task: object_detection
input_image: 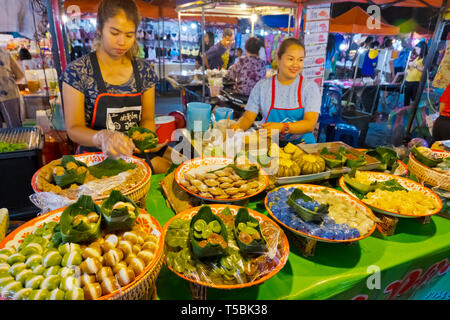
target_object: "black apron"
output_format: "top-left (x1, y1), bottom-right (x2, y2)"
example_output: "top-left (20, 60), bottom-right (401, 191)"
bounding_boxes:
top-left (77, 52), bottom-right (143, 154)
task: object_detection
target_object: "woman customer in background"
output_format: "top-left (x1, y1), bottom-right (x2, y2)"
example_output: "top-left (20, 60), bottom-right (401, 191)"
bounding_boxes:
top-left (226, 37), bottom-right (266, 97)
top-left (404, 41), bottom-right (427, 107)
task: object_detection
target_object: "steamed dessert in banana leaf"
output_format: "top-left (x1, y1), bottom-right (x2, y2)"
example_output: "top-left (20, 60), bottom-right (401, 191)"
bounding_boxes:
top-left (59, 195), bottom-right (102, 244)
top-left (100, 190), bottom-right (139, 232)
top-left (128, 126), bottom-right (158, 153)
top-left (189, 206), bottom-right (228, 259)
top-left (52, 155), bottom-right (88, 188)
top-left (234, 208), bottom-right (267, 255)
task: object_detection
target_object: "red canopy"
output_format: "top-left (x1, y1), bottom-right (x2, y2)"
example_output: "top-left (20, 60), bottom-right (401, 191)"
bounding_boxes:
top-left (328, 6), bottom-right (400, 35)
top-left (63, 0), bottom-right (238, 23)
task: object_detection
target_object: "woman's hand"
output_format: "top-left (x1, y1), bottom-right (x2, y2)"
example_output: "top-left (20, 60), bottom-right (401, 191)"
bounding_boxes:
top-left (261, 122), bottom-right (284, 132)
top-left (139, 140), bottom-right (169, 153)
top-left (93, 130), bottom-right (135, 159)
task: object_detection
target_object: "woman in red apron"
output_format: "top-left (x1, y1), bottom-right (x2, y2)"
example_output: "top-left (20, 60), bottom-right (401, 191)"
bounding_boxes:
top-left (62, 0), bottom-right (171, 173)
top-left (231, 38), bottom-right (321, 147)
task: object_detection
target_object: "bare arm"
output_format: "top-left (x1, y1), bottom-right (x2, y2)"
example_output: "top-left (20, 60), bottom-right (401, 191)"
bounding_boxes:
top-left (231, 110), bottom-right (258, 131)
top-left (62, 82), bottom-right (98, 147)
top-left (140, 86), bottom-right (156, 132)
top-left (287, 112), bottom-right (319, 134)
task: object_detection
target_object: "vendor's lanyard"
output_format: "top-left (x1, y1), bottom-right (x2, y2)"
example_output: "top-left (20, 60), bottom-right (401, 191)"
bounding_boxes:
top-left (89, 52), bottom-right (143, 133)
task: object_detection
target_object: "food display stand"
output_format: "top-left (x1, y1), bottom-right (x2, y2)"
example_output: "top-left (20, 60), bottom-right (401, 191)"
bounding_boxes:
top-left (148, 172), bottom-right (450, 300)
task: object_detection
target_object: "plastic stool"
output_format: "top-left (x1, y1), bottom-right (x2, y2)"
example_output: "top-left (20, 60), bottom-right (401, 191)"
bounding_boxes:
top-left (334, 123), bottom-right (360, 147)
top-left (317, 122), bottom-right (336, 142)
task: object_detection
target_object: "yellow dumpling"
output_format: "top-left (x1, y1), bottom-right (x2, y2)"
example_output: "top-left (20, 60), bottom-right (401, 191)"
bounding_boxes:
top-left (66, 161), bottom-right (78, 171)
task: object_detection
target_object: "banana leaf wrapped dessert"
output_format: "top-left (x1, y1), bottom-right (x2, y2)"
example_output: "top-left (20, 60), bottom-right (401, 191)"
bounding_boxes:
top-left (234, 208), bottom-right (267, 255)
top-left (286, 188), bottom-right (330, 223)
top-left (59, 195), bottom-right (102, 243)
top-left (128, 126), bottom-right (158, 153)
top-left (52, 155), bottom-right (88, 188)
top-left (100, 190), bottom-right (139, 232)
top-left (189, 206), bottom-right (228, 259)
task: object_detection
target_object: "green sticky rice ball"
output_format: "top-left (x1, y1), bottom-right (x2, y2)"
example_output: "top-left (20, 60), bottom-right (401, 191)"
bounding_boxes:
top-left (0, 275), bottom-right (14, 289)
top-left (58, 243), bottom-right (82, 256)
top-left (0, 263), bottom-right (11, 274)
top-left (59, 275), bottom-right (81, 291)
top-left (44, 266), bottom-right (61, 277)
top-left (25, 254), bottom-right (43, 269)
top-left (48, 288), bottom-right (65, 300)
top-left (28, 289), bottom-right (50, 300)
top-left (59, 266), bottom-right (76, 278)
top-left (20, 243), bottom-right (43, 257)
top-left (0, 247), bottom-right (16, 256)
top-left (15, 269), bottom-right (34, 285)
top-left (1, 280), bottom-right (23, 299)
top-left (62, 251), bottom-right (82, 267)
top-left (0, 272), bottom-right (12, 280)
top-left (25, 275), bottom-right (44, 289)
top-left (64, 287), bottom-right (84, 300)
top-left (31, 264), bottom-right (46, 275)
top-left (40, 275), bottom-right (61, 291)
top-left (42, 251), bottom-right (62, 268)
top-left (12, 287), bottom-right (33, 300)
top-left (7, 253), bottom-right (26, 265)
top-left (0, 254), bottom-right (8, 263)
top-left (8, 263), bottom-right (27, 277)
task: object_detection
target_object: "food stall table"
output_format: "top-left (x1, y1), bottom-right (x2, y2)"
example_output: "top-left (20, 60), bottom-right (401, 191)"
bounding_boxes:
top-left (147, 173), bottom-right (450, 300)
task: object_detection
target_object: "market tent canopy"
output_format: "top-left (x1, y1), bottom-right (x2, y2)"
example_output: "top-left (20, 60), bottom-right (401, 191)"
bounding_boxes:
top-left (396, 19), bottom-right (434, 38)
top-left (176, 0), bottom-right (296, 18)
top-left (328, 6), bottom-right (400, 35)
top-left (63, 0), bottom-right (177, 18)
top-left (63, 0), bottom-right (237, 23)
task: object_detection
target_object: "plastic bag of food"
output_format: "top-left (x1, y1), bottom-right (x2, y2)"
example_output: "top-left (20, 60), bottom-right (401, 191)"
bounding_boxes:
top-left (29, 192), bottom-right (76, 216)
top-left (77, 171), bottom-right (130, 199)
top-left (164, 205), bottom-right (285, 286)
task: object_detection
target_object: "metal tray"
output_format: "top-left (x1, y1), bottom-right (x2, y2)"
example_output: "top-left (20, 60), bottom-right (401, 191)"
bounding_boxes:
top-left (298, 141), bottom-right (381, 171)
top-left (275, 142), bottom-right (380, 185)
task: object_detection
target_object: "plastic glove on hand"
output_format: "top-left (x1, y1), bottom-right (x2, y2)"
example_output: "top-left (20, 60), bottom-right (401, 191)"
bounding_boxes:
top-left (93, 130), bottom-right (135, 159)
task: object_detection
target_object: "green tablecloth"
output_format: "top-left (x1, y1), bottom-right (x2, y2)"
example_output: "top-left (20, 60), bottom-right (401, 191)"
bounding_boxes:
top-left (147, 174), bottom-right (450, 300)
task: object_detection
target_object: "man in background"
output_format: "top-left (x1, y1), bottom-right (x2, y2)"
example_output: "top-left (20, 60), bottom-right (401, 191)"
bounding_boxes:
top-left (205, 28), bottom-right (235, 70)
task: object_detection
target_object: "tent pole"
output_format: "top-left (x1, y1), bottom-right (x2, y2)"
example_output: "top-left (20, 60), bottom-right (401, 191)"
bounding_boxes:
top-left (202, 7), bottom-right (206, 102)
top-left (287, 8), bottom-right (292, 37)
top-left (178, 11), bottom-right (182, 73)
top-left (251, 10), bottom-right (255, 37)
top-left (404, 5), bottom-right (447, 143)
top-left (45, 0), bottom-right (62, 85)
top-left (294, 2), bottom-right (303, 39)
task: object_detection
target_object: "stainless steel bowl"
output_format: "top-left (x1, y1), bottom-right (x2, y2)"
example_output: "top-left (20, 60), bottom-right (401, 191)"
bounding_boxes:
top-left (170, 74), bottom-right (194, 85)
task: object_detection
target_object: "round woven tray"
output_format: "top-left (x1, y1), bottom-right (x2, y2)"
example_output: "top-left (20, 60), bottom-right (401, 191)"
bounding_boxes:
top-left (31, 152), bottom-right (152, 205)
top-left (0, 208), bottom-right (164, 301)
top-left (408, 153), bottom-right (450, 191)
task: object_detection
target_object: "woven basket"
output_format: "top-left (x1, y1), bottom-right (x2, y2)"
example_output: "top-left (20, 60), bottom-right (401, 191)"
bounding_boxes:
top-left (408, 154), bottom-right (450, 191)
top-left (124, 172), bottom-right (152, 207)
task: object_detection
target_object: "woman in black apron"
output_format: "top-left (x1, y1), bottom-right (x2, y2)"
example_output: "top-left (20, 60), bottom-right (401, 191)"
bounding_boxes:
top-left (61, 0), bottom-right (171, 173)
